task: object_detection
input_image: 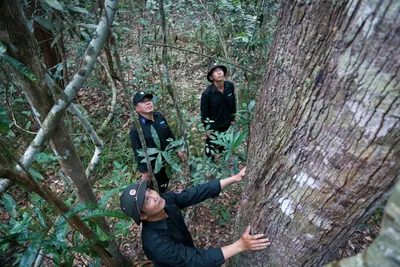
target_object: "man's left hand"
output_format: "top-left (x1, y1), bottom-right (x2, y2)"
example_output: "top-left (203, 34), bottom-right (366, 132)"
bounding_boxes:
top-left (230, 121), bottom-right (236, 126)
top-left (177, 151), bottom-right (185, 162)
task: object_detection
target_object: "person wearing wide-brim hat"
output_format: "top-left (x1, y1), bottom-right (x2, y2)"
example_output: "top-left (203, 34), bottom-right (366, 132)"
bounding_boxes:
top-left (201, 63), bottom-right (237, 160)
top-left (129, 91), bottom-right (185, 193)
top-left (119, 167), bottom-right (270, 266)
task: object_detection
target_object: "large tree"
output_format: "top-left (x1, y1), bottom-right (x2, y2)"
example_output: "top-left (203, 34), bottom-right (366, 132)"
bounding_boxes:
top-left (232, 0), bottom-right (399, 266)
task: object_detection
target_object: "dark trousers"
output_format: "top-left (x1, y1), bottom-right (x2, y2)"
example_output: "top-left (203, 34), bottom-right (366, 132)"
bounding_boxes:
top-left (205, 124), bottom-right (230, 159)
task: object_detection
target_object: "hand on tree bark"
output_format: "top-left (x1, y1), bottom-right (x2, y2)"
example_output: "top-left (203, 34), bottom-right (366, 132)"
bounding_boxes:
top-left (239, 225), bottom-right (270, 251)
top-left (234, 166), bottom-right (246, 182)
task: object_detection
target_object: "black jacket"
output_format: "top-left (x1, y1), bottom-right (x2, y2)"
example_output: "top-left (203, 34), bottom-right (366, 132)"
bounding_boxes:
top-left (129, 112), bottom-right (175, 172)
top-left (142, 180), bottom-right (225, 267)
top-left (200, 81), bottom-right (236, 130)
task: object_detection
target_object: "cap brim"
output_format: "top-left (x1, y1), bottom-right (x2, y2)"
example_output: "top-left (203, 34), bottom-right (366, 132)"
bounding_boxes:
top-left (134, 180), bottom-right (148, 224)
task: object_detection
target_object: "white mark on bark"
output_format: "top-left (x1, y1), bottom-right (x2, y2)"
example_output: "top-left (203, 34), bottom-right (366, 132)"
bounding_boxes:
top-left (305, 233), bottom-right (314, 239)
top-left (308, 214), bottom-right (333, 230)
top-left (278, 197), bottom-right (295, 218)
top-left (293, 172), bottom-right (321, 189)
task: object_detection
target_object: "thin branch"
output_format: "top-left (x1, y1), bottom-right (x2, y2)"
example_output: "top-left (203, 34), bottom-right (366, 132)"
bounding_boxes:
top-left (159, 0), bottom-right (190, 168)
top-left (143, 42), bottom-right (262, 76)
top-left (67, 103), bottom-right (104, 179)
top-left (97, 57), bottom-right (117, 134)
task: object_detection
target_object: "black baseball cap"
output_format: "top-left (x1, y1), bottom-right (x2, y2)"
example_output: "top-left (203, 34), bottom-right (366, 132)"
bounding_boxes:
top-left (133, 91), bottom-right (153, 106)
top-left (207, 63), bottom-right (227, 82)
top-left (120, 180), bottom-right (148, 225)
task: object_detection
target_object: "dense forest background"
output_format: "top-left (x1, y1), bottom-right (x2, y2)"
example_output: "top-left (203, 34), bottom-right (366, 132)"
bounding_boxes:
top-left (0, 0), bottom-right (398, 266)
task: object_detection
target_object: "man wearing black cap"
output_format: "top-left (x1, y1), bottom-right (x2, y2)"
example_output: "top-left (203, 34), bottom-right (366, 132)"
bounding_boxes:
top-left (201, 63), bottom-right (237, 159)
top-left (120, 167), bottom-right (270, 266)
top-left (130, 91), bottom-right (184, 193)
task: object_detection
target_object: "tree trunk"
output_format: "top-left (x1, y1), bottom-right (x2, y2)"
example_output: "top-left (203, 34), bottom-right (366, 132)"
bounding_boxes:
top-left (0, 0), bottom-right (126, 264)
top-left (232, 0), bottom-right (400, 266)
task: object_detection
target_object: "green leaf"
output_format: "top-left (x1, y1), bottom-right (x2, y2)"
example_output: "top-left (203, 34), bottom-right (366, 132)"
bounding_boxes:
top-left (69, 6), bottom-right (89, 14)
top-left (34, 205), bottom-right (47, 228)
top-left (83, 209), bottom-right (129, 220)
top-left (154, 153), bottom-right (163, 174)
top-left (0, 41), bottom-right (7, 54)
top-left (96, 225), bottom-right (109, 241)
top-left (50, 33), bottom-right (62, 48)
top-left (2, 194), bottom-right (16, 218)
top-left (146, 147), bottom-right (160, 156)
top-left (150, 126), bottom-right (161, 150)
top-left (56, 202), bottom-right (97, 227)
top-left (0, 232), bottom-right (42, 246)
top-left (34, 16), bottom-right (55, 31)
top-left (162, 151), bottom-right (181, 173)
top-left (34, 152), bottom-right (57, 164)
top-left (0, 54), bottom-right (38, 82)
top-left (232, 130), bottom-right (248, 150)
top-left (44, 0), bottom-right (66, 11)
top-left (99, 189), bottom-right (118, 208)
top-left (55, 221), bottom-right (69, 242)
top-left (19, 238), bottom-right (41, 267)
top-left (113, 161), bottom-right (122, 169)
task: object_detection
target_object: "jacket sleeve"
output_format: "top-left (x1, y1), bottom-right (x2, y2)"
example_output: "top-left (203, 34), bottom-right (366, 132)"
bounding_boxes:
top-left (200, 91), bottom-right (211, 129)
top-left (168, 180), bottom-right (221, 209)
top-left (129, 128), bottom-right (148, 172)
top-left (148, 235), bottom-right (225, 267)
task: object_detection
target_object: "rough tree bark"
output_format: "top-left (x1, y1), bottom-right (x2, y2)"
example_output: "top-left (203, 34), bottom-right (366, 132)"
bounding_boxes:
top-left (232, 0), bottom-right (399, 266)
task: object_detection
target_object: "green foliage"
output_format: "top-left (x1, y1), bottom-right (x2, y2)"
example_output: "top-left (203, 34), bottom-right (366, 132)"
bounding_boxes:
top-left (0, 42), bottom-right (38, 82)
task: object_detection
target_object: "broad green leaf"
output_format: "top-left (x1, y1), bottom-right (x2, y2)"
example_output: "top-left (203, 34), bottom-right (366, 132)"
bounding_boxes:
top-left (55, 221), bottom-right (69, 242)
top-left (0, 54), bottom-right (38, 82)
top-left (34, 205), bottom-right (47, 228)
top-left (34, 16), bottom-right (55, 31)
top-left (96, 225), bottom-right (109, 241)
top-left (69, 6), bottom-right (89, 14)
top-left (99, 189), bottom-right (118, 208)
top-left (18, 238), bottom-right (41, 267)
top-left (154, 153), bottom-right (163, 174)
top-left (0, 42), bottom-right (6, 54)
top-left (83, 209), bottom-right (129, 220)
top-left (162, 151), bottom-right (181, 173)
top-left (2, 193), bottom-right (16, 218)
top-left (50, 33), bottom-right (62, 48)
top-left (56, 202), bottom-right (97, 227)
top-left (150, 126), bottom-right (161, 150)
top-left (44, 0), bottom-right (65, 11)
top-left (146, 147), bottom-right (160, 156)
top-left (232, 130), bottom-right (248, 150)
top-left (10, 213), bottom-right (32, 234)
top-left (34, 152), bottom-right (57, 164)
top-left (0, 232), bottom-right (42, 246)
top-left (113, 161), bottom-right (122, 169)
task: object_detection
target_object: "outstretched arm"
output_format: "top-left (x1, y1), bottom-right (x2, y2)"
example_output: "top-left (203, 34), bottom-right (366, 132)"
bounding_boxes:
top-left (220, 167), bottom-right (246, 190)
top-left (221, 225), bottom-right (270, 260)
